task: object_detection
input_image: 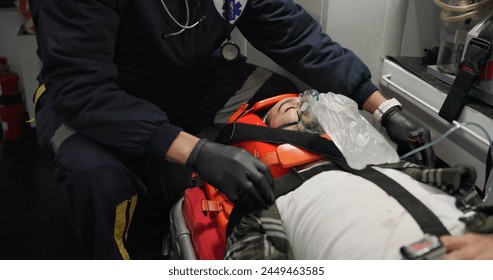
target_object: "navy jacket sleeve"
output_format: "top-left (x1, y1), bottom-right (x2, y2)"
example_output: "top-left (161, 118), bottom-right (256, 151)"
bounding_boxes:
top-left (238, 0), bottom-right (378, 108)
top-left (35, 0), bottom-right (182, 159)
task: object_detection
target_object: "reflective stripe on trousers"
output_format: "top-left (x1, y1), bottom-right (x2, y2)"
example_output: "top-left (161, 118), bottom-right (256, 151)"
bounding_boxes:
top-left (114, 195), bottom-right (138, 260)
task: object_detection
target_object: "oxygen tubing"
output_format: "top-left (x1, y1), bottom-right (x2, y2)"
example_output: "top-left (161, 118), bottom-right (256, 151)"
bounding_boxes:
top-left (440, 9), bottom-right (481, 22)
top-left (400, 122), bottom-right (491, 159)
top-left (400, 122), bottom-right (493, 201)
top-left (433, 0), bottom-right (493, 12)
top-left (433, 0), bottom-right (493, 22)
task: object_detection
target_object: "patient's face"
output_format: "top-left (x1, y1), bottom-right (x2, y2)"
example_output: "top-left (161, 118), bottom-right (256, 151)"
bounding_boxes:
top-left (264, 97), bottom-right (301, 131)
top-left (264, 96), bottom-right (324, 133)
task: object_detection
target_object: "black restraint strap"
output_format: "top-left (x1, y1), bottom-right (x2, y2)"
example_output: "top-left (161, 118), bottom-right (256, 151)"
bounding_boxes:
top-left (353, 167), bottom-right (450, 237)
top-left (273, 163), bottom-right (340, 198)
top-left (216, 123), bottom-right (346, 162)
top-left (439, 17), bottom-right (493, 123)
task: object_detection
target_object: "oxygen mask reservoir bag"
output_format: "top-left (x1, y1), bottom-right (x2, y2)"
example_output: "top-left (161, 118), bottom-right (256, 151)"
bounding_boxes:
top-left (299, 90), bottom-right (400, 170)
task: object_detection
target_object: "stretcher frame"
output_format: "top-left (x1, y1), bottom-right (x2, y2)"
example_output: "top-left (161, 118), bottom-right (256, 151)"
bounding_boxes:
top-left (165, 198), bottom-right (197, 260)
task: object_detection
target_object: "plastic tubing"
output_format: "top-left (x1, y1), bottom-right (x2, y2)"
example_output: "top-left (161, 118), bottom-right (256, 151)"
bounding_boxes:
top-left (434, 0), bottom-right (493, 22)
top-left (440, 9), bottom-right (480, 22)
top-left (433, 0), bottom-right (493, 12)
top-left (400, 122), bottom-right (493, 202)
top-left (400, 122), bottom-right (491, 160)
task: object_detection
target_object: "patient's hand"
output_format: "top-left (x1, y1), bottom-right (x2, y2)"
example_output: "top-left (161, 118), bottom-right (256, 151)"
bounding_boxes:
top-left (440, 233), bottom-right (493, 260)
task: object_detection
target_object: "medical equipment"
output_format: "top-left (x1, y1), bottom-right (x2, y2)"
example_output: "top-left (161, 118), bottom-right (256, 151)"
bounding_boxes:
top-left (436, 9), bottom-right (493, 122)
top-left (434, 0), bottom-right (493, 74)
top-left (160, 0), bottom-right (205, 37)
top-left (462, 10), bottom-right (493, 99)
top-left (436, 0), bottom-right (480, 75)
top-left (221, 0), bottom-right (241, 61)
top-left (309, 90), bottom-right (400, 170)
top-left (271, 89), bottom-right (400, 170)
top-left (431, 1), bottom-right (493, 103)
top-left (160, 0), bottom-right (240, 61)
top-left (273, 89), bottom-right (325, 132)
top-left (400, 234), bottom-right (446, 260)
top-left (402, 121), bottom-right (493, 202)
top-left (297, 89), bottom-right (325, 133)
top-left (434, 0), bottom-right (493, 23)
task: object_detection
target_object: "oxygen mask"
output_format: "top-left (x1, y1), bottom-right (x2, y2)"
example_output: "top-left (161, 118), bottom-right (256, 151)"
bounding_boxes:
top-left (268, 89), bottom-right (400, 169)
top-left (298, 89), bottom-right (325, 133)
top-left (274, 89), bottom-right (325, 133)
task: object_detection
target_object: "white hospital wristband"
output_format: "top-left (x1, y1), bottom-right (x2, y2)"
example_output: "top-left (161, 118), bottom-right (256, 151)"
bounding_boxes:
top-left (373, 98), bottom-right (402, 123)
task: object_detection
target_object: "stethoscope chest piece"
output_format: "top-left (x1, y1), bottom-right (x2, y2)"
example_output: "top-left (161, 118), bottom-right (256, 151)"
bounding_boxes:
top-left (220, 41), bottom-right (240, 61)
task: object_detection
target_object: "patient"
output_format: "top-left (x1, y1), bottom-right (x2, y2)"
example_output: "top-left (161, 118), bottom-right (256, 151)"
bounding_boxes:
top-left (258, 92), bottom-right (492, 260)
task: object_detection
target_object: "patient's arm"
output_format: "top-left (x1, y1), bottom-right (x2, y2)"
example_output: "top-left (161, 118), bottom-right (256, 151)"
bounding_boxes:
top-left (440, 233), bottom-right (493, 260)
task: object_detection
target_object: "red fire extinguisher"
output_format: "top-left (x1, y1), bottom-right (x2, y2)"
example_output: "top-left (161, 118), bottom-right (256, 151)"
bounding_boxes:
top-left (0, 56), bottom-right (24, 141)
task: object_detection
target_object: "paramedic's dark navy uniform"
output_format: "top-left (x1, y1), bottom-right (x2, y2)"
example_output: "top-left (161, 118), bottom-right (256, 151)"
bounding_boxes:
top-left (32, 0), bottom-right (378, 259)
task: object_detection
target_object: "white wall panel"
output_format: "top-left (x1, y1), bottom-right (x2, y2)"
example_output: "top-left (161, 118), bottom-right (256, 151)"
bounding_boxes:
top-left (324, 0), bottom-right (440, 82)
top-left (400, 0), bottom-right (441, 57)
top-left (325, 0), bottom-right (394, 86)
top-left (0, 8), bottom-right (24, 75)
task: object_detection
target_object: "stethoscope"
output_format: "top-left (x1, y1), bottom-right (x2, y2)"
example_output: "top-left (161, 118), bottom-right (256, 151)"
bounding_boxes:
top-left (160, 0), bottom-right (240, 61)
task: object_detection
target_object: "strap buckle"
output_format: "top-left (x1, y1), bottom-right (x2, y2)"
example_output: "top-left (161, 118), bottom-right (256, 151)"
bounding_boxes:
top-left (201, 200), bottom-right (224, 216)
top-left (460, 37), bottom-right (491, 75)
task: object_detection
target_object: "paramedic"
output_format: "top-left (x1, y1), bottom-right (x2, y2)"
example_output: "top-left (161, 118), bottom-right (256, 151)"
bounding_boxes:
top-left (441, 233), bottom-right (493, 260)
top-left (30, 0), bottom-right (435, 259)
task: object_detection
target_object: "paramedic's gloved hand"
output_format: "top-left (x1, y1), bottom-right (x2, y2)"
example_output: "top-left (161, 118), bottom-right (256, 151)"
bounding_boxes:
top-left (186, 139), bottom-right (276, 208)
top-left (382, 107), bottom-right (436, 167)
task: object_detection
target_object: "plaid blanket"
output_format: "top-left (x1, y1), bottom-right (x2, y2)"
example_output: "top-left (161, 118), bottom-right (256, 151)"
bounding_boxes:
top-left (225, 203), bottom-right (294, 260)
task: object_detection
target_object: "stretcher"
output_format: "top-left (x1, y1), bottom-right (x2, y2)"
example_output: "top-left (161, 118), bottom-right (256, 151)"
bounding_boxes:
top-left (166, 197), bottom-right (196, 260)
top-left (163, 92), bottom-right (484, 260)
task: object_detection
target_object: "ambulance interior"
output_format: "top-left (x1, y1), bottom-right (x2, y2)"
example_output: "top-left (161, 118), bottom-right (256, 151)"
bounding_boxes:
top-left (1, 0), bottom-right (493, 259)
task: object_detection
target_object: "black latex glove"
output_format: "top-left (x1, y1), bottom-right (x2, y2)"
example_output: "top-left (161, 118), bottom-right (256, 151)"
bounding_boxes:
top-left (382, 107), bottom-right (436, 167)
top-left (186, 139), bottom-right (275, 208)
